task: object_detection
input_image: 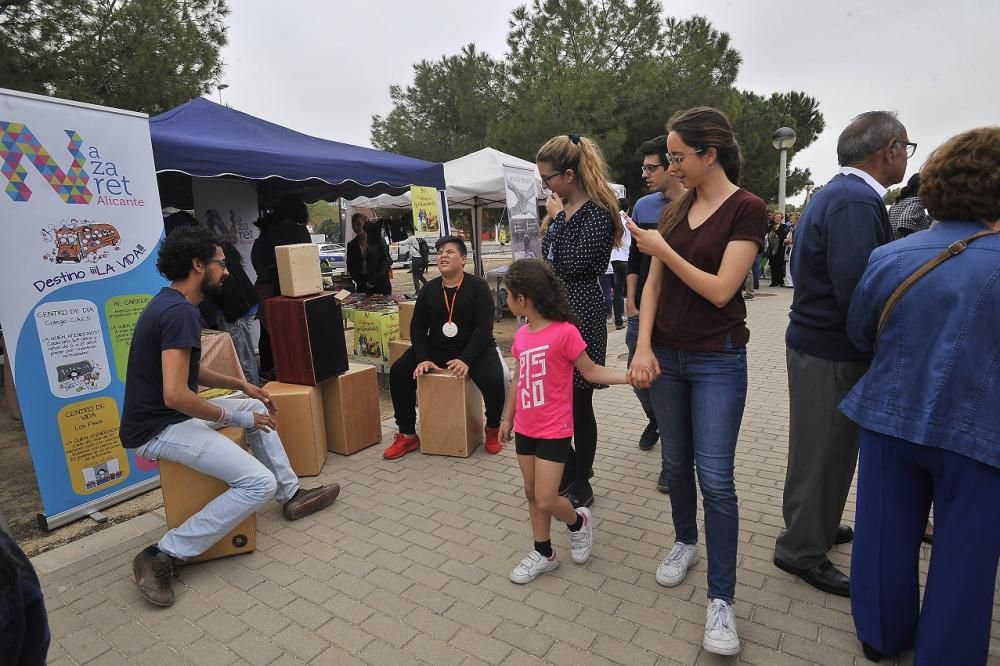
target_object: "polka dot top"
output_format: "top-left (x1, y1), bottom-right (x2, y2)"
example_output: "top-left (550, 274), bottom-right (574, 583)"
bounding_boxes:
top-left (541, 200), bottom-right (616, 390)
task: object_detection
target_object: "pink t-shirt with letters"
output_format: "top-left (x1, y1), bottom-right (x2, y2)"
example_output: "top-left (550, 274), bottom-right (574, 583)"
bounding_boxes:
top-left (511, 321), bottom-right (587, 440)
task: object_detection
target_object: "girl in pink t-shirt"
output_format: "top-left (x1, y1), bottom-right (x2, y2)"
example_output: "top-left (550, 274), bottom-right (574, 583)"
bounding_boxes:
top-left (499, 259), bottom-right (627, 583)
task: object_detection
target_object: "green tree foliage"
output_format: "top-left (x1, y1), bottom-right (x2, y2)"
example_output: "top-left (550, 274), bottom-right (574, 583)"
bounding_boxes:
top-left (308, 200), bottom-right (340, 241)
top-left (0, 0), bottom-right (228, 115)
top-left (371, 0), bottom-right (824, 203)
top-left (371, 44), bottom-right (507, 162)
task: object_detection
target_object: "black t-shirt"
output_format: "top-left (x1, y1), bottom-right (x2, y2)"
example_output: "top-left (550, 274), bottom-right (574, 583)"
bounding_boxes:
top-left (120, 288), bottom-right (202, 449)
top-left (410, 273), bottom-right (496, 365)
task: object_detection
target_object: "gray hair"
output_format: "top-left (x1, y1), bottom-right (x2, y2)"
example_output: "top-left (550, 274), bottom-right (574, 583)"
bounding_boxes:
top-left (837, 111), bottom-right (905, 166)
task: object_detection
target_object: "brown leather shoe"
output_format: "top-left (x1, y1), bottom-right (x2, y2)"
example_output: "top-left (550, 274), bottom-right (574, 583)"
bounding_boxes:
top-left (283, 483), bottom-right (341, 521)
top-left (133, 547), bottom-right (178, 607)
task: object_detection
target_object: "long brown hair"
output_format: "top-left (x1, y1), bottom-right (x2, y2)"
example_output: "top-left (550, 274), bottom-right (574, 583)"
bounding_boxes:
top-left (504, 259), bottom-right (577, 324)
top-left (658, 107), bottom-right (743, 238)
top-left (537, 134), bottom-right (623, 245)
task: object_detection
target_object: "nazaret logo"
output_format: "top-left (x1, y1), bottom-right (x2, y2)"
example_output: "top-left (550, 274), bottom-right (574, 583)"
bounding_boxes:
top-left (0, 122), bottom-right (92, 204)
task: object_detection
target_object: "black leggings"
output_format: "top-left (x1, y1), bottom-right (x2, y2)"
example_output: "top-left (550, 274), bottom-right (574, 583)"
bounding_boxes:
top-left (389, 346), bottom-right (506, 434)
top-left (562, 386), bottom-right (596, 492)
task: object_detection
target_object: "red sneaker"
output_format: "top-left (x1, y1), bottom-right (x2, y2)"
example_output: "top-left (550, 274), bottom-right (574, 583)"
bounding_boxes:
top-left (484, 427), bottom-right (503, 454)
top-left (384, 432), bottom-right (420, 460)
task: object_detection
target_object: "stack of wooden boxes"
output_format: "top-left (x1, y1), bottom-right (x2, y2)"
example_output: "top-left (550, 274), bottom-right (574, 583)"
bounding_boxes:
top-left (263, 244), bottom-right (382, 467)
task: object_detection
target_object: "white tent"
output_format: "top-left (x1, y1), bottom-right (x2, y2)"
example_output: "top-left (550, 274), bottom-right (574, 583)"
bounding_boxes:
top-left (348, 146), bottom-right (625, 275)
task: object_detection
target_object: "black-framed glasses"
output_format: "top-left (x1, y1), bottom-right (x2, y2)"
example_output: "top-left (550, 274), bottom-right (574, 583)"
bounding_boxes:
top-left (205, 258), bottom-right (227, 269)
top-left (640, 164), bottom-right (666, 174)
top-left (540, 171), bottom-right (564, 187)
top-left (665, 149), bottom-right (704, 166)
top-left (894, 140), bottom-right (917, 158)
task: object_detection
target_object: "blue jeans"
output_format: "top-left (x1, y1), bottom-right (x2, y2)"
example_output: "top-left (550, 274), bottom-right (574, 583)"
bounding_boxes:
top-left (226, 314), bottom-right (260, 387)
top-left (648, 343), bottom-right (747, 603)
top-left (137, 397), bottom-right (300, 560)
top-left (751, 255), bottom-right (761, 290)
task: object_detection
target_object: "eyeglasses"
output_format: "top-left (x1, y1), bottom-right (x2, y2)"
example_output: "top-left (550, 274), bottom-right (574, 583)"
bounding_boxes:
top-left (665, 149), bottom-right (704, 166)
top-left (540, 171), bottom-right (564, 187)
top-left (894, 140), bottom-right (917, 158)
top-left (640, 164), bottom-right (666, 174)
top-left (205, 258), bottom-right (227, 269)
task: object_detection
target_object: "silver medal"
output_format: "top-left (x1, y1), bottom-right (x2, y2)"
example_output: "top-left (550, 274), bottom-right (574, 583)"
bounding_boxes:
top-left (442, 322), bottom-right (458, 338)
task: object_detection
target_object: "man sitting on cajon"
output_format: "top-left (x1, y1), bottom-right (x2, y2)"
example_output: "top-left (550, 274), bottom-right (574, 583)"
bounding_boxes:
top-left (384, 235), bottom-right (506, 459)
top-left (121, 226), bottom-right (341, 607)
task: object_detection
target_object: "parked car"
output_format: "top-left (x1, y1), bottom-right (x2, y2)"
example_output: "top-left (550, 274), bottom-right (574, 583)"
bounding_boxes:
top-left (317, 243), bottom-right (346, 273)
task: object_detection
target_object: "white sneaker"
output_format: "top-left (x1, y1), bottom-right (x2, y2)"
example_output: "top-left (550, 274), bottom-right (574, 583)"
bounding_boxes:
top-left (703, 598), bottom-right (741, 655)
top-left (655, 542), bottom-right (699, 587)
top-left (510, 550), bottom-right (559, 584)
top-left (567, 507), bottom-right (593, 564)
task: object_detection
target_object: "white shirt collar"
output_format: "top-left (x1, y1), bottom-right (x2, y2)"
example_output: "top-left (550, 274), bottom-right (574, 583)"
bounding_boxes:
top-left (838, 167), bottom-right (887, 199)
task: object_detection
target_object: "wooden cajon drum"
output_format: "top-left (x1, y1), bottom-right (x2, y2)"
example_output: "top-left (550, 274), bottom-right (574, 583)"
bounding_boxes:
top-left (159, 426), bottom-right (256, 563)
top-left (321, 363), bottom-right (381, 455)
top-left (398, 301), bottom-right (415, 340)
top-left (262, 382), bottom-right (327, 476)
top-left (417, 370), bottom-right (484, 457)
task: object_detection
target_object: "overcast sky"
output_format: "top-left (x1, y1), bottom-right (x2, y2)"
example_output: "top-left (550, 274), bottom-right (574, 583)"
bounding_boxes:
top-left (219, 0), bottom-right (996, 201)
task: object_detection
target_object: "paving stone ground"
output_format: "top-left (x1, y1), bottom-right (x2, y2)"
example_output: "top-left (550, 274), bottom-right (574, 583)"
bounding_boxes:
top-left (35, 286), bottom-right (1000, 665)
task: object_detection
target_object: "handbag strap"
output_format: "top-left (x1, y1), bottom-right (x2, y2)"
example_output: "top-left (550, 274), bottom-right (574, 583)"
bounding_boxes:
top-left (876, 229), bottom-right (998, 341)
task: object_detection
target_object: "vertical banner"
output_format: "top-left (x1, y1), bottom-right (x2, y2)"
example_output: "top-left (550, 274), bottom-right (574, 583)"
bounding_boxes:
top-left (192, 177), bottom-right (260, 282)
top-left (503, 165), bottom-right (541, 260)
top-left (0, 89), bottom-right (166, 529)
top-left (410, 185), bottom-right (442, 236)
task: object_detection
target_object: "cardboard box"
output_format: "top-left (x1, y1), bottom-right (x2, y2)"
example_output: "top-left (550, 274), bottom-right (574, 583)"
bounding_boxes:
top-left (353, 308), bottom-right (400, 363)
top-left (417, 370), bottom-right (484, 457)
top-left (264, 293), bottom-right (349, 385)
top-left (388, 339), bottom-right (411, 365)
top-left (263, 382), bottom-right (327, 476)
top-left (159, 426), bottom-right (256, 563)
top-left (398, 301), bottom-right (415, 341)
top-left (321, 363), bottom-right (381, 455)
top-left (276, 243), bottom-right (322, 297)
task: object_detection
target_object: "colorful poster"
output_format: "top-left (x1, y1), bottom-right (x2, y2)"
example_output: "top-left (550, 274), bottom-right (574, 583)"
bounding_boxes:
top-left (410, 186), bottom-right (442, 236)
top-left (503, 165), bottom-right (541, 260)
top-left (192, 177), bottom-right (260, 282)
top-left (0, 88), bottom-right (166, 529)
top-left (353, 308), bottom-right (399, 362)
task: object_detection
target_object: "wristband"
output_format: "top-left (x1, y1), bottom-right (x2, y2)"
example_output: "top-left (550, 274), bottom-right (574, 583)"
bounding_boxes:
top-left (216, 406), bottom-right (255, 430)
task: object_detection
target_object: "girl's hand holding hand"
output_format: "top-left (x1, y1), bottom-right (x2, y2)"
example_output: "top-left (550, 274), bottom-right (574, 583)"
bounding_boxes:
top-left (627, 348), bottom-right (660, 388)
top-left (498, 419), bottom-right (513, 443)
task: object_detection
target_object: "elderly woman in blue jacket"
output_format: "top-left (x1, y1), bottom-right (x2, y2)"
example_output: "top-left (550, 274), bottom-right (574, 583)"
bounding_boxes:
top-left (839, 127), bottom-right (1000, 666)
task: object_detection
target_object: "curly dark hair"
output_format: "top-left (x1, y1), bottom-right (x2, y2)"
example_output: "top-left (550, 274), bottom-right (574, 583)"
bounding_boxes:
top-left (920, 127), bottom-right (1000, 223)
top-left (503, 259), bottom-right (576, 324)
top-left (156, 225), bottom-right (223, 281)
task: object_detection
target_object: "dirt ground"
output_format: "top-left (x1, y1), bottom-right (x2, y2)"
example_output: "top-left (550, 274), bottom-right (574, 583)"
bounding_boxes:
top-left (1, 255), bottom-right (528, 557)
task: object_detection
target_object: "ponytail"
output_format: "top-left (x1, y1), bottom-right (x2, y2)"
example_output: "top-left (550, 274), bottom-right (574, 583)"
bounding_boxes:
top-left (537, 135), bottom-right (623, 245)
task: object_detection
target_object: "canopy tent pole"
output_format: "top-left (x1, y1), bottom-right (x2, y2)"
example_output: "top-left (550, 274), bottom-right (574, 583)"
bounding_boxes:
top-left (472, 197), bottom-right (485, 277)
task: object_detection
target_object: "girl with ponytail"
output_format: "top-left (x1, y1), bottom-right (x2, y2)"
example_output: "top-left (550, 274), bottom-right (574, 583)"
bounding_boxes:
top-left (536, 134), bottom-right (620, 509)
top-left (625, 107), bottom-right (767, 656)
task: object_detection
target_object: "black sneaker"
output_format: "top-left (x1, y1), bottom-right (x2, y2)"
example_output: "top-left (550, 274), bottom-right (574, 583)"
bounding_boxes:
top-left (638, 422), bottom-right (658, 451)
top-left (567, 484), bottom-right (595, 509)
top-left (656, 473), bottom-right (670, 494)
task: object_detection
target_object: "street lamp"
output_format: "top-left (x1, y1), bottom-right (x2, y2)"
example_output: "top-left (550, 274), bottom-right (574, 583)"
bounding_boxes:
top-left (217, 84), bottom-right (229, 105)
top-left (803, 178), bottom-right (815, 208)
top-left (772, 127), bottom-right (797, 217)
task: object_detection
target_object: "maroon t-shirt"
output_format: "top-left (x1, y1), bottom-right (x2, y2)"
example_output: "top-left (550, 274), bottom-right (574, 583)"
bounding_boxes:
top-left (653, 189), bottom-right (767, 352)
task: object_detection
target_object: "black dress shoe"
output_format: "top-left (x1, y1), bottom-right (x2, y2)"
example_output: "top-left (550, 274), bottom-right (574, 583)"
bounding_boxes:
top-left (835, 524), bottom-right (854, 545)
top-left (861, 641), bottom-right (883, 662)
top-left (638, 422), bottom-right (658, 451)
top-left (773, 557), bottom-right (850, 597)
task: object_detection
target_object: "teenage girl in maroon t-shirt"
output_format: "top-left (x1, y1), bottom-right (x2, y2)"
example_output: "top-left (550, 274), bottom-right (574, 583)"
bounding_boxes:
top-left (626, 107), bottom-right (767, 657)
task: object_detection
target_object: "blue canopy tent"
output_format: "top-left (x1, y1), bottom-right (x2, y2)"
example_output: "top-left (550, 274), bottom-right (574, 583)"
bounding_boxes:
top-left (149, 98), bottom-right (446, 208)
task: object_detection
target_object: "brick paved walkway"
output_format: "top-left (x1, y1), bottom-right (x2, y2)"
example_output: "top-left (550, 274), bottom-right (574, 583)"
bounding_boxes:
top-left (34, 287), bottom-right (1000, 665)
